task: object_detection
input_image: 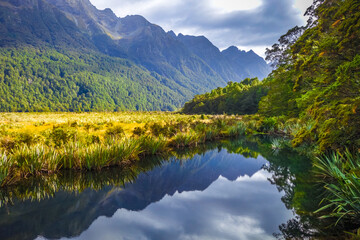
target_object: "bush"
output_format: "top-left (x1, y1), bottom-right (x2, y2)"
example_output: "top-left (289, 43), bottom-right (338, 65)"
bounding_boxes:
top-left (228, 122), bottom-right (246, 137)
top-left (0, 137), bottom-right (17, 152)
top-left (260, 117), bottom-right (278, 132)
top-left (133, 127), bottom-right (146, 136)
top-left (49, 126), bottom-right (74, 147)
top-left (87, 135), bottom-right (100, 144)
top-left (17, 132), bottom-right (39, 146)
top-left (149, 123), bottom-right (164, 136)
top-left (140, 136), bottom-right (168, 155)
top-left (105, 126), bottom-right (125, 140)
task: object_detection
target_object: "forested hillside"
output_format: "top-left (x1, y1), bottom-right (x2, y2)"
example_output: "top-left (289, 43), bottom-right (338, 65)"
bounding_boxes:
top-left (0, 48), bottom-right (184, 111)
top-left (183, 0), bottom-right (360, 151)
top-left (182, 78), bottom-right (267, 115)
top-left (260, 0), bottom-right (360, 151)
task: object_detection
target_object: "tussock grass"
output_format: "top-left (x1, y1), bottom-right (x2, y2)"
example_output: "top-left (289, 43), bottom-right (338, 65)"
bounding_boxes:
top-left (228, 122), bottom-right (246, 137)
top-left (0, 112), bottom-right (248, 186)
top-left (171, 131), bottom-right (201, 148)
top-left (139, 136), bottom-right (168, 155)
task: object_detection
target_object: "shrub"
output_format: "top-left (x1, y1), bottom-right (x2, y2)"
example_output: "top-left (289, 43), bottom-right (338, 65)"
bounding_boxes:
top-left (17, 132), bottom-right (39, 146)
top-left (215, 118), bottom-right (227, 129)
top-left (49, 126), bottom-right (73, 147)
top-left (0, 137), bottom-right (17, 152)
top-left (260, 117), bottom-right (278, 133)
top-left (172, 131), bottom-right (200, 148)
top-left (133, 127), bottom-right (146, 136)
top-left (0, 152), bottom-right (10, 186)
top-left (228, 122), bottom-right (246, 137)
top-left (105, 125), bottom-right (125, 140)
top-left (87, 135), bottom-right (101, 144)
top-left (149, 123), bottom-right (164, 136)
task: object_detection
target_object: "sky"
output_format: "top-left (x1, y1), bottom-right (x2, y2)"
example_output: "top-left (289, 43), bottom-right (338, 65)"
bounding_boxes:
top-left (89, 0), bottom-right (313, 57)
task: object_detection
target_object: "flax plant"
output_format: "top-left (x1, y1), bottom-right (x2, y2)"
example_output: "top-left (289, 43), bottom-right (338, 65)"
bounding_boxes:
top-left (314, 150), bottom-right (360, 224)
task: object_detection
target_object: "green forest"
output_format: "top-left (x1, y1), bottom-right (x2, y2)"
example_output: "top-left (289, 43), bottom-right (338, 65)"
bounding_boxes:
top-left (182, 77), bottom-right (267, 115)
top-left (0, 48), bottom-right (185, 112)
top-left (184, 0), bottom-right (360, 152)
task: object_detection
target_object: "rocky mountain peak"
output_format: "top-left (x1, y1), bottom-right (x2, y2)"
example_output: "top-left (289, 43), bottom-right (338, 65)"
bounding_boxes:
top-left (225, 45), bottom-right (239, 51)
top-left (167, 30), bottom-right (177, 38)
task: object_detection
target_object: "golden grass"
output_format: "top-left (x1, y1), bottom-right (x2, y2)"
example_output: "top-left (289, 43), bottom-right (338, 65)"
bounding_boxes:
top-left (0, 112), bottom-right (201, 136)
top-left (1, 112), bottom-right (247, 187)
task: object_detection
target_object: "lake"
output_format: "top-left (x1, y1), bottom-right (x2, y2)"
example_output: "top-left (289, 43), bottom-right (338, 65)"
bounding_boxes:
top-left (0, 138), bottom-right (326, 240)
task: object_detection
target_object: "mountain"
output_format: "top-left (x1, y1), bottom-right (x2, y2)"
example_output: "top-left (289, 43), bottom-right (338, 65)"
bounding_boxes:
top-left (0, 0), bottom-right (271, 111)
top-left (0, 0), bottom-right (95, 49)
top-left (221, 46), bottom-right (271, 80)
top-left (46, 0), bottom-right (227, 93)
top-left (177, 34), bottom-right (271, 81)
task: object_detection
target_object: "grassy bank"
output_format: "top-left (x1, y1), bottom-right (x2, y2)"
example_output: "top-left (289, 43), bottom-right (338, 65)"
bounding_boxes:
top-left (0, 112), bottom-right (248, 186)
top-left (0, 112), bottom-right (327, 187)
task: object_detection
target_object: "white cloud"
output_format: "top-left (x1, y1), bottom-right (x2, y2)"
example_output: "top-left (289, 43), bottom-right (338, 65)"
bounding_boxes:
top-left (234, 45), bottom-right (269, 58)
top-left (294, 0), bottom-right (314, 21)
top-left (209, 0), bottom-right (262, 13)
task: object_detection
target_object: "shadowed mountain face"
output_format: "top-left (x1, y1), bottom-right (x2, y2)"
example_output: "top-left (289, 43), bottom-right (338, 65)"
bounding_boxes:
top-left (0, 0), bottom-right (271, 111)
top-left (221, 46), bottom-right (271, 80)
top-left (46, 0), bottom-right (227, 93)
top-left (0, 0), bottom-right (95, 48)
top-left (177, 34), bottom-right (271, 81)
top-left (0, 149), bottom-right (269, 240)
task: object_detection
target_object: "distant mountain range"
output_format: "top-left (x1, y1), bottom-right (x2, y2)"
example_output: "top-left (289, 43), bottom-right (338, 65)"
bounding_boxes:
top-left (0, 0), bottom-right (271, 111)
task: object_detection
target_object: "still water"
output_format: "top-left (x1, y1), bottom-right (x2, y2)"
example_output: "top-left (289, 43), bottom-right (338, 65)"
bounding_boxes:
top-left (0, 139), bottom-right (314, 240)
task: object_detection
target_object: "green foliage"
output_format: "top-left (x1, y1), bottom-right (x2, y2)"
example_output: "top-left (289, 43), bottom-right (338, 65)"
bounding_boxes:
top-left (259, 0), bottom-right (360, 151)
top-left (314, 150), bottom-right (360, 225)
top-left (105, 126), bottom-right (125, 140)
top-left (259, 117), bottom-right (278, 133)
top-left (182, 78), bottom-right (267, 114)
top-left (49, 126), bottom-right (74, 147)
top-left (132, 127), bottom-right (146, 137)
top-left (0, 152), bottom-right (9, 186)
top-left (140, 136), bottom-right (168, 155)
top-left (0, 137), bottom-right (16, 152)
top-left (171, 131), bottom-right (200, 148)
top-left (228, 122), bottom-right (246, 137)
top-left (0, 113), bottom-right (250, 186)
top-left (0, 47), bottom-right (183, 111)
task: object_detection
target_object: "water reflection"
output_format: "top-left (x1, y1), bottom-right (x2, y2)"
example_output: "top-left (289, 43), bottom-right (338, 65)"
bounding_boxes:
top-left (0, 138), bottom-right (312, 240)
top-left (60, 169), bottom-right (292, 240)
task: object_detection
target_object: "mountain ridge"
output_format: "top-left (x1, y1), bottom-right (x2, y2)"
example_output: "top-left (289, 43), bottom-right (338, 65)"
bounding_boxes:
top-left (0, 0), bottom-right (271, 111)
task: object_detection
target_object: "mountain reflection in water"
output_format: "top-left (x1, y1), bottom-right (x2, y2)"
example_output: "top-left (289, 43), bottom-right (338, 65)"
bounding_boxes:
top-left (1, 140), bottom-right (297, 240)
top-left (60, 169), bottom-right (292, 240)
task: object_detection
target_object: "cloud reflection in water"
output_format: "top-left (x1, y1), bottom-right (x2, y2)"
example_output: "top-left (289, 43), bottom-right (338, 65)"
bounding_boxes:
top-left (63, 170), bottom-right (293, 240)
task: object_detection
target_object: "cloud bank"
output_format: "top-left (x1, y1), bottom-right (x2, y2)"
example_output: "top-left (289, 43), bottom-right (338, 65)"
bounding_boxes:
top-left (90, 0), bottom-right (313, 56)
